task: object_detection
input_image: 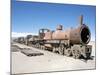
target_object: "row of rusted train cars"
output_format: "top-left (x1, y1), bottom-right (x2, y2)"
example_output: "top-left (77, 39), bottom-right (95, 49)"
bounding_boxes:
top-left (13, 15), bottom-right (92, 59)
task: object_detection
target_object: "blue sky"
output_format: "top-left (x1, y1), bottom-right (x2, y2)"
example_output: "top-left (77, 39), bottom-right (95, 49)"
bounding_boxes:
top-left (12, 0), bottom-right (96, 40)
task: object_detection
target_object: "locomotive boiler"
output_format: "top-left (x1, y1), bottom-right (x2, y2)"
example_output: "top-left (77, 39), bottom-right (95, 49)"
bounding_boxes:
top-left (38, 15), bottom-right (92, 59)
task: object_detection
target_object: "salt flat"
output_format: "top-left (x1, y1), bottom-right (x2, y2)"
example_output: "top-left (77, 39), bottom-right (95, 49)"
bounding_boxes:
top-left (11, 41), bottom-right (96, 74)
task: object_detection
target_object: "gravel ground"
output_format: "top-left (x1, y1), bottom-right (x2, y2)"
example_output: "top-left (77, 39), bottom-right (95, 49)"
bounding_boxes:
top-left (11, 41), bottom-right (96, 74)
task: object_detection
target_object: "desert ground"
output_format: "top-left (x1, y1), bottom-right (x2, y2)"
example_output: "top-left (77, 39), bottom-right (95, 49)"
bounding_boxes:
top-left (11, 41), bottom-right (96, 74)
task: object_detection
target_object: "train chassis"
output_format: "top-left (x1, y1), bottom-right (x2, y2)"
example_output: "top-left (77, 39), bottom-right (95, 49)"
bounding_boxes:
top-left (30, 40), bottom-right (92, 59)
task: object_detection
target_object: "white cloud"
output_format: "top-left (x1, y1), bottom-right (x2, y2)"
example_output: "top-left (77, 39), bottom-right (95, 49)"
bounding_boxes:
top-left (12, 32), bottom-right (37, 37)
top-left (91, 36), bottom-right (95, 41)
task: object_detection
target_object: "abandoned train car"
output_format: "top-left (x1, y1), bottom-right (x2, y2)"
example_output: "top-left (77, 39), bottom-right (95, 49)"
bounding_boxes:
top-left (14, 15), bottom-right (92, 59)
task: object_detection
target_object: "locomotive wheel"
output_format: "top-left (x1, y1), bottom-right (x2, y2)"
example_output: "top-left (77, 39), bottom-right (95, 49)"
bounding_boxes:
top-left (38, 44), bottom-right (40, 48)
top-left (36, 43), bottom-right (40, 48)
top-left (41, 46), bottom-right (44, 50)
top-left (64, 48), bottom-right (72, 57)
top-left (58, 44), bottom-right (64, 55)
top-left (53, 47), bottom-right (56, 53)
top-left (72, 49), bottom-right (81, 59)
top-left (42, 46), bottom-right (45, 50)
top-left (39, 45), bottom-right (42, 49)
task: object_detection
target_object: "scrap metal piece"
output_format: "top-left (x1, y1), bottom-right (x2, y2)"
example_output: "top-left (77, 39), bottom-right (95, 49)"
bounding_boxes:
top-left (21, 48), bottom-right (44, 57)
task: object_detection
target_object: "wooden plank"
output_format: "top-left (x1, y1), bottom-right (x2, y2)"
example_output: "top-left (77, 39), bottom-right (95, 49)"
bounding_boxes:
top-left (21, 48), bottom-right (44, 56)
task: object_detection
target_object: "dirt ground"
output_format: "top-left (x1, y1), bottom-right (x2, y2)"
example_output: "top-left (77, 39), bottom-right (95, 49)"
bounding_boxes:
top-left (11, 41), bottom-right (96, 74)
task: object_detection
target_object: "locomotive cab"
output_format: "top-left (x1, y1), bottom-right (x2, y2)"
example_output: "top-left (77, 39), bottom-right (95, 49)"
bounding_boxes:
top-left (39, 29), bottom-right (50, 40)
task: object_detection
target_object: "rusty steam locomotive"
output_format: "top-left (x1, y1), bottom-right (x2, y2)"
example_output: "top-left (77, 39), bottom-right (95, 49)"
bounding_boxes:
top-left (15, 15), bottom-right (92, 59)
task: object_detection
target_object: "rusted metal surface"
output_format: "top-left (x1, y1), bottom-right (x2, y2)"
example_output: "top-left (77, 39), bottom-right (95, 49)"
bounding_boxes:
top-left (44, 31), bottom-right (52, 40)
top-left (43, 15), bottom-right (91, 45)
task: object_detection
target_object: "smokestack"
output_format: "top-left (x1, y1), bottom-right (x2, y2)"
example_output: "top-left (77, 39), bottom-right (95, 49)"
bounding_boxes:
top-left (79, 15), bottom-right (83, 25)
top-left (56, 25), bottom-right (63, 30)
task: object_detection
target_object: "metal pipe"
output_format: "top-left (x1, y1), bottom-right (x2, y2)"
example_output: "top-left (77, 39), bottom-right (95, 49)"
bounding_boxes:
top-left (79, 15), bottom-right (83, 25)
